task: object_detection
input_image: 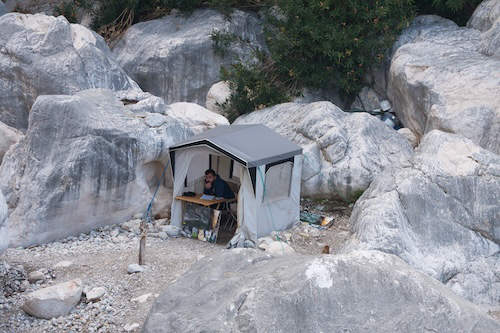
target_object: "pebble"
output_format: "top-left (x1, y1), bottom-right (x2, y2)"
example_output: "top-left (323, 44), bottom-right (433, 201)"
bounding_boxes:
top-left (127, 264), bottom-right (144, 274)
top-left (28, 270), bottom-right (45, 283)
top-left (54, 260), bottom-right (73, 269)
top-left (130, 293), bottom-right (152, 304)
top-left (124, 322), bottom-right (140, 331)
top-left (85, 287), bottom-right (106, 302)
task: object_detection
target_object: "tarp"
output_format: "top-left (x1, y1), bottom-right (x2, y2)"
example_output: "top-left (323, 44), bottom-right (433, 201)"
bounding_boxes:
top-left (170, 124), bottom-right (302, 167)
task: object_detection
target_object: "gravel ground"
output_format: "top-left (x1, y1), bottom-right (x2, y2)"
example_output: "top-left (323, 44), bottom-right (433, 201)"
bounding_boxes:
top-left (0, 200), bottom-right (352, 332)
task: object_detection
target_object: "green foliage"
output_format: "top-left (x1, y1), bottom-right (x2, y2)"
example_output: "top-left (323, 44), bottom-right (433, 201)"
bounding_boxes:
top-left (220, 0), bottom-right (415, 120)
top-left (210, 30), bottom-right (239, 57)
top-left (415, 0), bottom-right (482, 26)
top-left (220, 51), bottom-right (293, 122)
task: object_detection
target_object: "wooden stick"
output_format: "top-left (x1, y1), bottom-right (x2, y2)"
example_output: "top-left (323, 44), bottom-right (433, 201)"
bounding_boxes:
top-left (138, 219), bottom-right (147, 265)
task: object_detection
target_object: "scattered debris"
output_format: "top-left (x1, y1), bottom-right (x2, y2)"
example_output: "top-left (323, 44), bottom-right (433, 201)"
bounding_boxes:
top-left (124, 322), bottom-right (141, 332)
top-left (85, 287), bottom-right (106, 303)
top-left (131, 293), bottom-right (153, 304)
top-left (27, 271), bottom-right (45, 284)
top-left (54, 260), bottom-right (73, 269)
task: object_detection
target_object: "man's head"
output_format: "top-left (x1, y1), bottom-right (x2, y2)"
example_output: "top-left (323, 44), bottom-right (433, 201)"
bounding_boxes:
top-left (204, 169), bottom-right (216, 183)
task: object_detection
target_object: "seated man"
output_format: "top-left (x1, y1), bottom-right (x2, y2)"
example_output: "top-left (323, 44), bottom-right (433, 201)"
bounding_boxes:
top-left (204, 169), bottom-right (235, 199)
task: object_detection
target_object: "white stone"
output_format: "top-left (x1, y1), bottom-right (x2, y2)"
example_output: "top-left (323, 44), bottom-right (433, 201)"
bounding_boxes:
top-left (0, 190), bottom-right (7, 252)
top-left (127, 264), bottom-right (144, 274)
top-left (143, 250), bottom-right (500, 332)
top-left (54, 260), bottom-right (73, 269)
top-left (0, 89), bottom-right (228, 247)
top-left (235, 101), bottom-right (413, 200)
top-left (467, 0), bottom-right (500, 32)
top-left (85, 287), bottom-right (106, 302)
top-left (265, 241), bottom-right (295, 256)
top-left (28, 270), bottom-right (45, 283)
top-left (389, 15), bottom-right (500, 154)
top-left (0, 121), bottom-right (22, 163)
top-left (160, 225), bottom-right (181, 237)
top-left (144, 113), bottom-right (168, 127)
top-left (113, 9), bottom-right (265, 106)
top-left (344, 130), bottom-right (500, 305)
top-left (206, 81), bottom-right (231, 114)
top-left (22, 279), bottom-right (83, 319)
top-left (397, 128), bottom-right (418, 148)
top-left (124, 323), bottom-right (140, 332)
top-left (0, 13), bottom-right (140, 129)
top-left (131, 293), bottom-right (152, 304)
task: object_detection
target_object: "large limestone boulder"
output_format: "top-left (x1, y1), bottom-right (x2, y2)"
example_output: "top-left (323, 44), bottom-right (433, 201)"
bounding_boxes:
top-left (0, 13), bottom-right (140, 129)
top-left (0, 191), bottom-right (7, 253)
top-left (0, 89), bottom-right (228, 247)
top-left (235, 102), bottom-right (413, 200)
top-left (143, 249), bottom-right (500, 333)
top-left (467, 0), bottom-right (500, 32)
top-left (113, 9), bottom-right (265, 106)
top-left (344, 130), bottom-right (500, 305)
top-left (0, 121), bottom-right (22, 163)
top-left (22, 279), bottom-right (83, 319)
top-left (388, 15), bottom-right (500, 154)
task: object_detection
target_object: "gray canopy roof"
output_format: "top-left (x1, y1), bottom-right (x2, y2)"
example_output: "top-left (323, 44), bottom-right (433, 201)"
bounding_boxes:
top-left (169, 124), bottom-right (302, 167)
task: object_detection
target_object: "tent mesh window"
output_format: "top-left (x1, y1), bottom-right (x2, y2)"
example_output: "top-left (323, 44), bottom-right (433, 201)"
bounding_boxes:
top-left (263, 161), bottom-right (293, 203)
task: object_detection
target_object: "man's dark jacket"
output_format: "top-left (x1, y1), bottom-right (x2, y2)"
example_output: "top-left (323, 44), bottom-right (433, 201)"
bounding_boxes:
top-left (204, 175), bottom-right (235, 199)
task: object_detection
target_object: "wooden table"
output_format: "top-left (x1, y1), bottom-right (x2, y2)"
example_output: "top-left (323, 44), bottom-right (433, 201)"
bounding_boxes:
top-left (175, 194), bottom-right (237, 233)
top-left (175, 194), bottom-right (235, 208)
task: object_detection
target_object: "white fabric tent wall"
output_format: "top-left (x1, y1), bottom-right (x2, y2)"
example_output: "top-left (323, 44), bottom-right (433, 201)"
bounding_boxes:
top-left (170, 146), bottom-right (302, 244)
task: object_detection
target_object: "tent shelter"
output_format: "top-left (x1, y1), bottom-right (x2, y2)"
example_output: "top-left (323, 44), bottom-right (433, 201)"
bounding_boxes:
top-left (169, 124), bottom-right (303, 245)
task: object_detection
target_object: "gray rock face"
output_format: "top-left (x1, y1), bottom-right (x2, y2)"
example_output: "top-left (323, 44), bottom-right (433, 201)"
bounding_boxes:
top-left (388, 15), bottom-right (500, 154)
top-left (345, 130), bottom-right (500, 305)
top-left (0, 89), bottom-right (228, 247)
top-left (22, 279), bottom-right (83, 319)
top-left (0, 191), bottom-right (7, 252)
top-left (113, 9), bottom-right (265, 106)
top-left (0, 13), bottom-right (140, 129)
top-left (467, 0), bottom-right (500, 32)
top-left (0, 1), bottom-right (7, 16)
top-left (143, 249), bottom-right (500, 333)
top-left (235, 102), bottom-right (413, 200)
top-left (0, 121), bottom-right (22, 164)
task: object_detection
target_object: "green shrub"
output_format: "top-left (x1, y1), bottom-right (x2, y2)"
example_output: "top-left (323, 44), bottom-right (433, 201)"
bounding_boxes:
top-left (220, 0), bottom-right (415, 120)
top-left (415, 0), bottom-right (483, 26)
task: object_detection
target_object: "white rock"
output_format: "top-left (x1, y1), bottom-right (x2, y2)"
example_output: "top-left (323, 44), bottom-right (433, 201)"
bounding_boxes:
top-left (144, 113), bottom-right (168, 127)
top-left (389, 15), bottom-right (500, 153)
top-left (265, 241), bottom-right (295, 256)
top-left (54, 260), bottom-right (73, 269)
top-left (397, 128), bottom-right (418, 148)
top-left (206, 81), bottom-right (231, 114)
top-left (0, 89), bottom-right (227, 248)
top-left (166, 103), bottom-right (229, 135)
top-left (127, 264), bottom-right (144, 274)
top-left (0, 190), bottom-right (7, 253)
top-left (344, 130), bottom-right (500, 305)
top-left (113, 9), bottom-right (265, 106)
top-left (131, 293), bottom-right (152, 304)
top-left (85, 287), bottom-right (106, 302)
top-left (160, 225), bottom-right (181, 237)
top-left (257, 237), bottom-right (274, 251)
top-left (0, 13), bottom-right (140, 129)
top-left (124, 322), bottom-right (140, 332)
top-left (235, 101), bottom-right (413, 200)
top-left (467, 0), bottom-right (500, 32)
top-left (0, 121), bottom-right (22, 163)
top-left (28, 270), bottom-right (45, 283)
top-left (350, 86), bottom-right (381, 111)
top-left (22, 279), bottom-right (83, 319)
